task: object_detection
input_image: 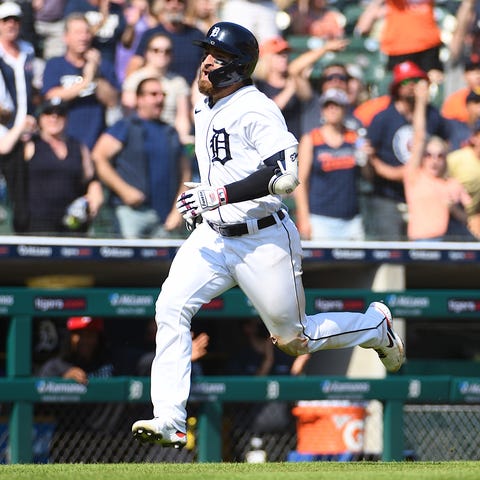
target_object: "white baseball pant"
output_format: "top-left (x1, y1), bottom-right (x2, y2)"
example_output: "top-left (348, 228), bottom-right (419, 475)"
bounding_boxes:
top-left (151, 212), bottom-right (388, 431)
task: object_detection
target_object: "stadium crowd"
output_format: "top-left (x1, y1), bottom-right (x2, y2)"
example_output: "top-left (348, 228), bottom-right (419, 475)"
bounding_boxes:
top-left (0, 0), bottom-right (478, 241)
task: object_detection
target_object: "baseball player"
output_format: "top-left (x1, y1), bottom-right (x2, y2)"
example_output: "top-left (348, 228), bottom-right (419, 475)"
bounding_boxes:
top-left (132, 22), bottom-right (405, 448)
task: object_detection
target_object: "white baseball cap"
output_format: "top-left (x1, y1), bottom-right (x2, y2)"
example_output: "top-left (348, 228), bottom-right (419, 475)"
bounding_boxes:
top-left (0, 2), bottom-right (22, 20)
top-left (319, 88), bottom-right (349, 107)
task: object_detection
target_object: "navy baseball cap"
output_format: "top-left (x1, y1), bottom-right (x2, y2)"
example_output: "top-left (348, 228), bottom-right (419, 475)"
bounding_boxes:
top-left (37, 98), bottom-right (68, 117)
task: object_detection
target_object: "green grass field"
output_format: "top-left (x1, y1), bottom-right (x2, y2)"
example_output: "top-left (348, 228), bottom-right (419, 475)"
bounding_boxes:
top-left (1, 462), bottom-right (479, 480)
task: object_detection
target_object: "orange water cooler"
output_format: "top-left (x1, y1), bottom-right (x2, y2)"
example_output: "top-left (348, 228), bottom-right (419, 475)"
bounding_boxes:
top-left (291, 400), bottom-right (366, 457)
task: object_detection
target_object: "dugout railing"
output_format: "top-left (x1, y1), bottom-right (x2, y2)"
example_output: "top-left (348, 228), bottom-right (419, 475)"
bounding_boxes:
top-left (2, 287), bottom-right (480, 463)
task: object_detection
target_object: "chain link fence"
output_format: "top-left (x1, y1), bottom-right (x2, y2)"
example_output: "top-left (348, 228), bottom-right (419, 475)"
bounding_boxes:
top-left (404, 405), bottom-right (480, 461)
top-left (1, 400), bottom-right (480, 463)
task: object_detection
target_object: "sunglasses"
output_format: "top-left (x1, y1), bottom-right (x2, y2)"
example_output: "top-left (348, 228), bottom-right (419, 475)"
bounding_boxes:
top-left (324, 73), bottom-right (348, 82)
top-left (400, 78), bottom-right (422, 86)
top-left (425, 151), bottom-right (445, 159)
top-left (139, 90), bottom-right (166, 97)
top-left (43, 109), bottom-right (66, 116)
top-left (148, 47), bottom-right (172, 55)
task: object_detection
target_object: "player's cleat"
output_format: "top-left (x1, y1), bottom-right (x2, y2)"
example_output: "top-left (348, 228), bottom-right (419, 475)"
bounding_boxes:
top-left (132, 418), bottom-right (187, 448)
top-left (371, 301), bottom-right (405, 373)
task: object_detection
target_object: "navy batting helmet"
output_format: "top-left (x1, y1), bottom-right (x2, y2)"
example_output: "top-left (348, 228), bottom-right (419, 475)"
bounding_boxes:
top-left (193, 22), bottom-right (259, 87)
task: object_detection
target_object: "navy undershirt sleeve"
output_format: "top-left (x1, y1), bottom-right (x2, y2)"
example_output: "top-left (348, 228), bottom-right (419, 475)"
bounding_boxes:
top-left (223, 150), bottom-right (285, 203)
top-left (224, 166), bottom-right (276, 203)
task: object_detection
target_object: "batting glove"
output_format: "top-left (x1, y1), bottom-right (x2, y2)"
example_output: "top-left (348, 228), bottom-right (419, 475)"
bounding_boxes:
top-left (176, 182), bottom-right (228, 218)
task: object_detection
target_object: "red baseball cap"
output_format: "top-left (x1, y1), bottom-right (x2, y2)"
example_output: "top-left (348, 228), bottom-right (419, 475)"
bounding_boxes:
top-left (390, 61), bottom-right (428, 92)
top-left (67, 316), bottom-right (104, 332)
top-left (260, 37), bottom-right (291, 56)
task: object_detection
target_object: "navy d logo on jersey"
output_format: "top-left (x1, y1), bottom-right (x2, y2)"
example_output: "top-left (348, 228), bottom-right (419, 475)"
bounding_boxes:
top-left (210, 128), bottom-right (232, 164)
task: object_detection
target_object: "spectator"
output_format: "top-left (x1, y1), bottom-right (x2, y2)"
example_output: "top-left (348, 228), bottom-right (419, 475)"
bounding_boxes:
top-left (254, 36), bottom-right (310, 141)
top-left (447, 121), bottom-right (480, 240)
top-left (366, 61), bottom-right (450, 240)
top-left (219, 0), bottom-right (279, 43)
top-left (122, 32), bottom-right (192, 144)
top-left (442, 57), bottom-right (480, 124)
top-left (184, 0), bottom-right (220, 34)
top-left (448, 87), bottom-right (480, 151)
top-left (41, 13), bottom-right (120, 150)
top-left (0, 1), bottom-right (37, 127)
top-left (114, 0), bottom-right (157, 83)
top-left (285, 0), bottom-right (345, 40)
top-left (64, 0), bottom-right (126, 65)
top-left (37, 316), bottom-right (113, 384)
top-left (307, 62), bottom-right (364, 132)
top-left (126, 0), bottom-right (204, 86)
top-left (0, 98), bottom-right (103, 235)
top-left (32, 0), bottom-right (68, 60)
top-left (403, 79), bottom-right (473, 241)
top-left (92, 77), bottom-right (191, 238)
top-left (295, 88), bottom-right (366, 241)
top-left (355, 0), bottom-right (443, 77)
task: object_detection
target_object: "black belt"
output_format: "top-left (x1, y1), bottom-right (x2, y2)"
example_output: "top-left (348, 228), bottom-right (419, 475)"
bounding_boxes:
top-left (207, 210), bottom-right (285, 237)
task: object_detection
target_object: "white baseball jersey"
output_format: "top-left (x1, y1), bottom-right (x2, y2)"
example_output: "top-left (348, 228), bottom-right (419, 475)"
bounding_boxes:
top-left (193, 85), bottom-right (298, 224)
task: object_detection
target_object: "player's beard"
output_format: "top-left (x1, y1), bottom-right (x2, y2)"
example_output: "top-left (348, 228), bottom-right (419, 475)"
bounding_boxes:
top-left (198, 75), bottom-right (214, 97)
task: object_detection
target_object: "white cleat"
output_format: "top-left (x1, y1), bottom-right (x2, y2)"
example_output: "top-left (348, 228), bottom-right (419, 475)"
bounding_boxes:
top-left (132, 418), bottom-right (187, 448)
top-left (371, 301), bottom-right (406, 373)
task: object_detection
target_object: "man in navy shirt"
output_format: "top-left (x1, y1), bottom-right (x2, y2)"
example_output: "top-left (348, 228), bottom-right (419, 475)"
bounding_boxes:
top-left (92, 77), bottom-right (191, 238)
top-left (41, 12), bottom-right (120, 150)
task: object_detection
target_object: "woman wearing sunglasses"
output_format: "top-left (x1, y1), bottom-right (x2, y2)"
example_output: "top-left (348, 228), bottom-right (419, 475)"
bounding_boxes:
top-left (403, 80), bottom-right (474, 241)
